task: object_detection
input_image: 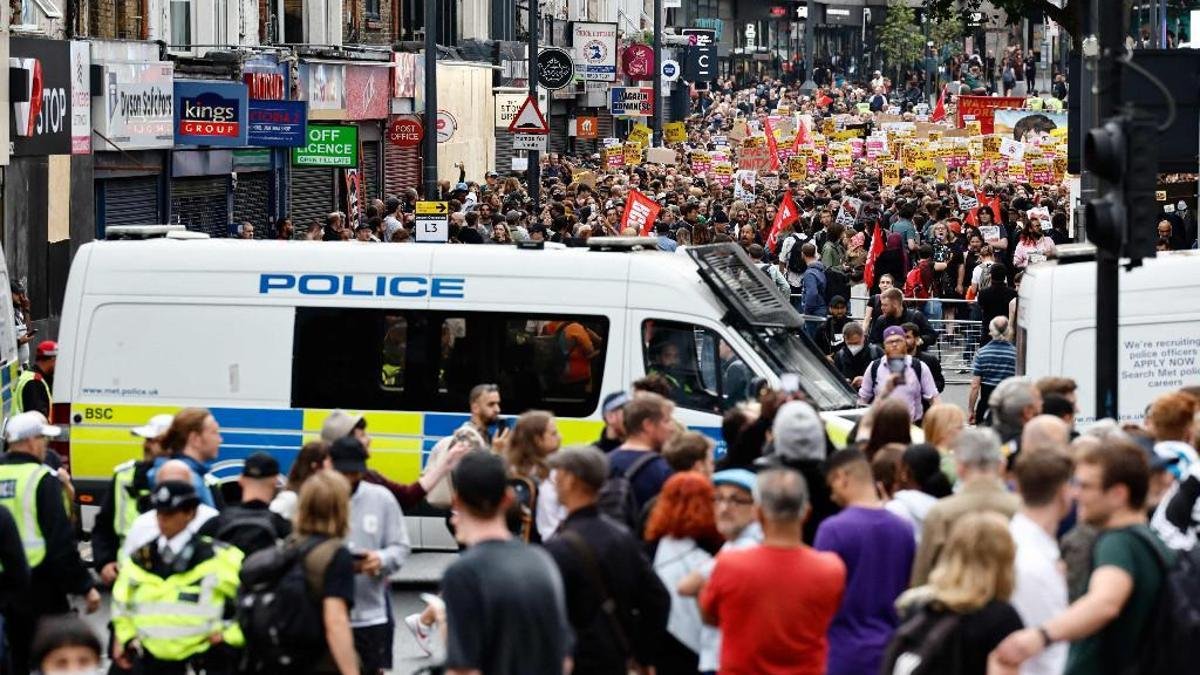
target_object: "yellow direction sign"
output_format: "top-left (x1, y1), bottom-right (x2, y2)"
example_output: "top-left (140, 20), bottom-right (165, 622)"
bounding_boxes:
top-left (416, 201), bottom-right (449, 215)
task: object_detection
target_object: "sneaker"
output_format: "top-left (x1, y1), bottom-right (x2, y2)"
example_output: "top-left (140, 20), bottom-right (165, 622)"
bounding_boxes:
top-left (405, 612), bottom-right (435, 657)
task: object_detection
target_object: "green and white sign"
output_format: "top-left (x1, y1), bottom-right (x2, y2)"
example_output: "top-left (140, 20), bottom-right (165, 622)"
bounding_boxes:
top-left (292, 125), bottom-right (358, 166)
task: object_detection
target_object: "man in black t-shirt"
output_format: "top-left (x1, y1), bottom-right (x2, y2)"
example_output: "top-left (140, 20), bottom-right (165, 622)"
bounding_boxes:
top-left (442, 453), bottom-right (572, 675)
top-left (976, 264), bottom-right (1018, 346)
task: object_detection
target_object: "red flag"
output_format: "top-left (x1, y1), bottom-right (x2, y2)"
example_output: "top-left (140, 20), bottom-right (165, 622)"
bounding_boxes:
top-left (622, 189), bottom-right (663, 236)
top-left (793, 117), bottom-right (810, 150)
top-left (862, 219), bottom-right (886, 288)
top-left (965, 193), bottom-right (1002, 227)
top-left (930, 85), bottom-right (947, 122)
top-left (763, 116), bottom-right (781, 171)
top-left (815, 92), bottom-right (833, 108)
top-left (766, 190), bottom-right (800, 252)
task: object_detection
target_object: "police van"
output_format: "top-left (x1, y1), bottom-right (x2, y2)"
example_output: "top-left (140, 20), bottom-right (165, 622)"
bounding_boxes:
top-left (0, 242), bottom-right (24, 423)
top-left (1018, 249), bottom-right (1200, 425)
top-left (54, 234), bottom-right (859, 547)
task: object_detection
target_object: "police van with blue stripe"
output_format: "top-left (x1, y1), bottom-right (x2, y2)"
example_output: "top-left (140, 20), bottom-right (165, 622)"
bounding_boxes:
top-left (55, 229), bottom-right (859, 548)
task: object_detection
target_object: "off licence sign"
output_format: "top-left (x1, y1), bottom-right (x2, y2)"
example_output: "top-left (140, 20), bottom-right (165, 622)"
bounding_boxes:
top-left (292, 125), bottom-right (358, 166)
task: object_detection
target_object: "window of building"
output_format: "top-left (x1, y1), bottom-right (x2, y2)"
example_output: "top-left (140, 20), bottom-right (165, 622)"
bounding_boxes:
top-left (170, 0), bottom-right (192, 48)
top-left (15, 0), bottom-right (62, 28)
top-left (293, 308), bottom-right (608, 418)
top-left (641, 319), bottom-right (753, 414)
top-left (366, 0), bottom-right (380, 20)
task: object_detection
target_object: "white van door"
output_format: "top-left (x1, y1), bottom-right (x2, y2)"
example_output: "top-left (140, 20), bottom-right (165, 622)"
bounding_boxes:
top-left (627, 310), bottom-right (770, 447)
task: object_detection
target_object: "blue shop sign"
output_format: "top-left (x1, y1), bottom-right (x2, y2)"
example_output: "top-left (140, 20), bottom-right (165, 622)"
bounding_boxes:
top-left (247, 100), bottom-right (308, 147)
top-left (173, 80), bottom-right (248, 147)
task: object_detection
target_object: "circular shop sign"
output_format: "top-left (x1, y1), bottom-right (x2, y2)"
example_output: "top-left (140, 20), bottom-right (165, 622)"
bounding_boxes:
top-left (387, 116), bottom-right (423, 148)
top-left (436, 110), bottom-right (457, 143)
top-left (661, 59), bottom-right (681, 82)
top-left (537, 47), bottom-right (575, 90)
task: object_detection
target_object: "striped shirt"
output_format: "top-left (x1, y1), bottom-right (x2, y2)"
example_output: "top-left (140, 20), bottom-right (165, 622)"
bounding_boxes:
top-left (972, 339), bottom-right (1017, 386)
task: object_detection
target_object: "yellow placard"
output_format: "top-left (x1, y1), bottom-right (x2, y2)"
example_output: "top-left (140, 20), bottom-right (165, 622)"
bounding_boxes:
top-left (882, 161), bottom-right (901, 187)
top-left (983, 135), bottom-right (1002, 161)
top-left (787, 155), bottom-right (807, 182)
top-left (965, 121), bottom-right (982, 137)
top-left (664, 121), bottom-right (687, 144)
top-left (624, 142), bottom-right (643, 165)
top-left (628, 123), bottom-right (652, 147)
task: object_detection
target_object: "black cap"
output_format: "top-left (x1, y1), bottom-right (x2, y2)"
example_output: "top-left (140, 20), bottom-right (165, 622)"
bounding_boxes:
top-left (242, 452), bottom-right (280, 479)
top-left (329, 436), bottom-right (369, 474)
top-left (450, 451), bottom-right (507, 516)
top-left (151, 480), bottom-right (201, 512)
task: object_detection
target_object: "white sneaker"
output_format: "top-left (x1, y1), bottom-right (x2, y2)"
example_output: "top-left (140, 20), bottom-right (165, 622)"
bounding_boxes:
top-left (404, 612), bottom-right (435, 657)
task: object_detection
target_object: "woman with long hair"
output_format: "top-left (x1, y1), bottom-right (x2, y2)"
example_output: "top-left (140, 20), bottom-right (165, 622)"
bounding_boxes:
top-left (494, 410), bottom-right (563, 542)
top-left (270, 440), bottom-right (331, 520)
top-left (644, 472), bottom-right (723, 675)
top-left (864, 398), bottom-right (912, 460)
top-left (886, 512), bottom-right (1023, 674)
top-left (884, 443), bottom-right (954, 543)
top-left (922, 403), bottom-right (966, 482)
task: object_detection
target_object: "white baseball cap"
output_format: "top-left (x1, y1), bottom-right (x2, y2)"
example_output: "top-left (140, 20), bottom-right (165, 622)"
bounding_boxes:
top-left (5, 412), bottom-right (61, 443)
top-left (131, 414), bottom-right (174, 439)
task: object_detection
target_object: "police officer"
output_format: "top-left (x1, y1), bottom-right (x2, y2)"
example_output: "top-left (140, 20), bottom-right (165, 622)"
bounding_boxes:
top-left (93, 414), bottom-right (175, 586)
top-left (14, 340), bottom-right (57, 418)
top-left (112, 481), bottom-right (244, 675)
top-left (0, 411), bottom-right (100, 674)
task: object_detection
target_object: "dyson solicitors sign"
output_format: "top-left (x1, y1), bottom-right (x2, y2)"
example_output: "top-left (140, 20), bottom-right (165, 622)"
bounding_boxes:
top-left (93, 62), bottom-right (175, 150)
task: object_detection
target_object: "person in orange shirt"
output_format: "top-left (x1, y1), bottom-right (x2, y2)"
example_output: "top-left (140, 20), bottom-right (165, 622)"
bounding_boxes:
top-left (543, 321), bottom-right (603, 391)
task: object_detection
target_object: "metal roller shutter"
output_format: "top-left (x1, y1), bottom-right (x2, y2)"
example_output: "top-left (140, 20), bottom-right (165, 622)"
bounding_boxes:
top-left (289, 166), bottom-right (336, 230)
top-left (495, 134), bottom-right (519, 177)
top-left (383, 143), bottom-right (420, 198)
top-left (170, 176), bottom-right (229, 237)
top-left (362, 142), bottom-right (381, 203)
top-left (549, 114), bottom-right (569, 156)
top-left (102, 176), bottom-right (161, 230)
top-left (233, 172), bottom-right (271, 237)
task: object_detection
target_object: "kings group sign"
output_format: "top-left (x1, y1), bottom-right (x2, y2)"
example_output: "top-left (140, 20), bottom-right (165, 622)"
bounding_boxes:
top-left (174, 81), bottom-right (248, 146)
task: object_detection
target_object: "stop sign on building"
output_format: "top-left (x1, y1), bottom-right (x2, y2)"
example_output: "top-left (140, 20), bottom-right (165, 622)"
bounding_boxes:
top-left (387, 116), bottom-right (423, 147)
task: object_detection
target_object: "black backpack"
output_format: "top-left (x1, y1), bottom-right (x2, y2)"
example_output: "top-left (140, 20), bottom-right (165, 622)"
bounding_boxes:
top-left (215, 506), bottom-right (283, 556)
top-left (823, 266), bottom-right (850, 305)
top-left (238, 535), bottom-right (343, 673)
top-left (1129, 528), bottom-right (1200, 673)
top-left (784, 233), bottom-right (808, 276)
top-left (881, 603), bottom-right (965, 675)
top-left (597, 453), bottom-right (658, 531)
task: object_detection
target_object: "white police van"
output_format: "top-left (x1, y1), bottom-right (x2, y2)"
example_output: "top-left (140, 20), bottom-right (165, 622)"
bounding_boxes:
top-left (54, 232), bottom-right (858, 547)
top-left (1018, 249), bottom-right (1200, 425)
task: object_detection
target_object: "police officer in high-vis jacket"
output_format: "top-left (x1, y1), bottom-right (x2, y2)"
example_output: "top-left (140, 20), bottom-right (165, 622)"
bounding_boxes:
top-left (13, 340), bottom-right (57, 418)
top-left (93, 413), bottom-right (175, 586)
top-left (112, 480), bottom-right (244, 675)
top-left (0, 411), bottom-right (101, 674)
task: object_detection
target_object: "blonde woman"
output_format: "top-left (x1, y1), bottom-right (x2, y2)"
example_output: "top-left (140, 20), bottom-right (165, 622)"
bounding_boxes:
top-left (884, 512), bottom-right (1023, 674)
top-left (922, 403), bottom-right (966, 485)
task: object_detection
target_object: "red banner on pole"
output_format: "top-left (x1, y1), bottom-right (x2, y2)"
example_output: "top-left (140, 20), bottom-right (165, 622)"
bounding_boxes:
top-left (622, 189), bottom-right (662, 236)
top-left (766, 190), bottom-right (799, 252)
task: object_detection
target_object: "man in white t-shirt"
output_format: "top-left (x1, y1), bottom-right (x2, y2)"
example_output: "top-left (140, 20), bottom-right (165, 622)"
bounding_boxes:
top-left (1009, 449), bottom-right (1074, 675)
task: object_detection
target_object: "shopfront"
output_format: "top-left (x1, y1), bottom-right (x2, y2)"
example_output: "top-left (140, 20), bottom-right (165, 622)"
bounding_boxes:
top-left (169, 80), bottom-right (248, 236)
top-left (384, 52), bottom-right (421, 198)
top-left (240, 56), bottom-right (303, 235)
top-left (91, 41), bottom-right (173, 232)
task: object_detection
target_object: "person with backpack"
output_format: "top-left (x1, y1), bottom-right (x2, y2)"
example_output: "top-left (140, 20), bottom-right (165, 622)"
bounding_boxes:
top-left (868, 288), bottom-right (939, 348)
top-left (799, 242), bottom-right (828, 339)
top-left (210, 452), bottom-right (292, 556)
top-left (329, 437), bottom-right (410, 674)
top-left (240, 470), bottom-right (358, 675)
top-left (748, 244), bottom-right (790, 298)
top-left (995, 438), bottom-right (1178, 675)
top-left (858, 326), bottom-right (941, 425)
top-left (112, 481), bottom-right (244, 674)
top-left (777, 223), bottom-right (809, 310)
top-left (885, 511), bottom-right (1024, 675)
top-left (603, 393), bottom-right (676, 529)
top-left (544, 446), bottom-right (670, 675)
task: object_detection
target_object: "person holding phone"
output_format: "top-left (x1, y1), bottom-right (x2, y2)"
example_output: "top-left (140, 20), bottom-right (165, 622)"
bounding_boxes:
top-left (857, 326), bottom-right (941, 425)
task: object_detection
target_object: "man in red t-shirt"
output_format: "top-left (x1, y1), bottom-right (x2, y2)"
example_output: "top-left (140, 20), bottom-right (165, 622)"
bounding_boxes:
top-left (700, 467), bottom-right (846, 675)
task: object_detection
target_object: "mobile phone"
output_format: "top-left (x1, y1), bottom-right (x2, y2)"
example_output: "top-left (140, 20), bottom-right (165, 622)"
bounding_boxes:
top-left (888, 357), bottom-right (906, 375)
top-left (781, 373), bottom-right (801, 393)
top-left (351, 551), bottom-right (368, 561)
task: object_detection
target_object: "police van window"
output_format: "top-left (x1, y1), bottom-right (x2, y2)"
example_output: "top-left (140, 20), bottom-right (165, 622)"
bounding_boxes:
top-left (293, 308), bottom-right (607, 418)
top-left (498, 317), bottom-right (608, 417)
top-left (642, 320), bottom-right (751, 413)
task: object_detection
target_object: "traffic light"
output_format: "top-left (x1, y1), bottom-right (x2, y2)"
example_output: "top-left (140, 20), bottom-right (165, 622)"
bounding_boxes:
top-left (1083, 112), bottom-right (1159, 265)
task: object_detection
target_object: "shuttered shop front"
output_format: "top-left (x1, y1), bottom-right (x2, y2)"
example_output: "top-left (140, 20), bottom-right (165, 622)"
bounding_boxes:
top-left (170, 177), bottom-right (230, 237)
top-left (361, 141), bottom-right (381, 203)
top-left (100, 176), bottom-right (161, 230)
top-left (233, 172), bottom-right (272, 236)
top-left (290, 166), bottom-right (336, 229)
top-left (383, 143), bottom-right (420, 197)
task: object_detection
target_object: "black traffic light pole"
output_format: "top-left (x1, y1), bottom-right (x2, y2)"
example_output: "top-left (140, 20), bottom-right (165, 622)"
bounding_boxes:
top-left (1093, 0), bottom-right (1122, 421)
top-left (422, 0), bottom-right (438, 201)
top-left (527, 0), bottom-right (541, 216)
top-left (652, 0), bottom-right (663, 146)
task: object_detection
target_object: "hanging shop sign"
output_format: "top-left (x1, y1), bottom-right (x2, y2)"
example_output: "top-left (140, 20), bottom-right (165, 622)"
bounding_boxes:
top-left (572, 22), bottom-right (618, 82)
top-left (609, 87), bottom-right (654, 117)
top-left (387, 115), bottom-right (423, 147)
top-left (174, 80), bottom-right (248, 146)
top-left (302, 62), bottom-right (347, 120)
top-left (10, 37), bottom-right (72, 156)
top-left (537, 48), bottom-right (575, 90)
top-left (292, 124), bottom-right (358, 166)
top-left (248, 100), bottom-right (308, 147)
top-left (393, 52), bottom-right (418, 98)
top-left (69, 41), bottom-right (91, 154)
top-left (346, 65), bottom-right (390, 120)
top-left (622, 45), bottom-right (655, 80)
